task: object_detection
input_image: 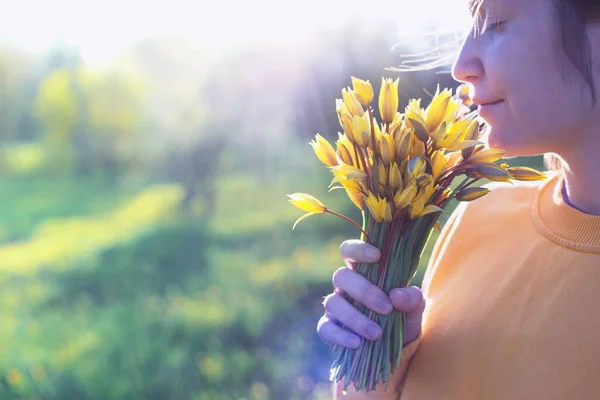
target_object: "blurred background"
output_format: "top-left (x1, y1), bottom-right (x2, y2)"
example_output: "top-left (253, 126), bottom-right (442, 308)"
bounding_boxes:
top-left (0, 0), bottom-right (543, 399)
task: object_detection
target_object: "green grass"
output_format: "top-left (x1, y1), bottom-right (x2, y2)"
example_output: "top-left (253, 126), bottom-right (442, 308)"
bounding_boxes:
top-left (0, 153), bottom-right (546, 399)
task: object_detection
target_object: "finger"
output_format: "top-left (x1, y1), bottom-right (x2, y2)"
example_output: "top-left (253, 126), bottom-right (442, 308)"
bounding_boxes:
top-left (322, 293), bottom-right (383, 341)
top-left (332, 267), bottom-right (393, 315)
top-left (390, 286), bottom-right (425, 313)
top-left (317, 314), bottom-right (361, 349)
top-left (340, 239), bottom-right (380, 269)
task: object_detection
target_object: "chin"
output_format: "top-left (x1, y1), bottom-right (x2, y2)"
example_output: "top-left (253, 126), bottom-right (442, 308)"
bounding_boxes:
top-left (485, 128), bottom-right (541, 158)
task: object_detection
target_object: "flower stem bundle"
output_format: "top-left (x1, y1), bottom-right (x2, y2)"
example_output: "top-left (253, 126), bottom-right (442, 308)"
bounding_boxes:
top-left (288, 77), bottom-right (546, 392)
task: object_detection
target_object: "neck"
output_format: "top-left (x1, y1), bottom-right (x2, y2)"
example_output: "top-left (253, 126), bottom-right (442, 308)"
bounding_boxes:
top-left (561, 154), bottom-right (600, 216)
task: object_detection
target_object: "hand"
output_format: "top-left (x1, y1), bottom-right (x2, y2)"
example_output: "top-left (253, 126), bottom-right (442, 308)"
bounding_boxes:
top-left (317, 239), bottom-right (426, 349)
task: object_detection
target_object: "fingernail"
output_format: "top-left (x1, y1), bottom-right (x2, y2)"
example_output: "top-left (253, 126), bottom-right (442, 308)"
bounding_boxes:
top-left (366, 324), bottom-right (380, 339)
top-left (405, 287), bottom-right (422, 306)
top-left (377, 297), bottom-right (393, 314)
top-left (346, 335), bottom-right (360, 348)
top-left (365, 247), bottom-right (379, 260)
top-left (391, 289), bottom-right (407, 305)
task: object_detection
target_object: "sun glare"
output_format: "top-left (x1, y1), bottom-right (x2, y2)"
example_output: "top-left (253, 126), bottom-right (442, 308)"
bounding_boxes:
top-left (0, 0), bottom-right (472, 65)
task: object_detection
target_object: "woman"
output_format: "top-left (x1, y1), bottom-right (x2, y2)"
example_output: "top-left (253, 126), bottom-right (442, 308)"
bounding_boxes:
top-left (317, 0), bottom-right (600, 398)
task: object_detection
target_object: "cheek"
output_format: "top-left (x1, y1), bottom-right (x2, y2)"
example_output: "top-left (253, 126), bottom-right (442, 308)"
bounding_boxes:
top-left (483, 44), bottom-right (590, 153)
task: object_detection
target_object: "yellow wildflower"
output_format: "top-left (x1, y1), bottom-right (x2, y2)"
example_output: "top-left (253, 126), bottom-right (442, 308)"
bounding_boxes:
top-left (396, 130), bottom-right (413, 161)
top-left (287, 193), bottom-right (328, 230)
top-left (473, 163), bottom-right (513, 182)
top-left (426, 88), bottom-right (457, 134)
top-left (310, 134), bottom-right (338, 167)
top-left (377, 164), bottom-right (387, 197)
top-left (507, 166), bottom-right (548, 181)
top-left (336, 134), bottom-right (355, 166)
top-left (406, 111), bottom-right (429, 143)
top-left (346, 189), bottom-right (364, 210)
top-left (342, 88), bottom-right (364, 116)
top-left (365, 193), bottom-right (393, 223)
top-left (351, 77), bottom-right (374, 106)
top-left (456, 187), bottom-right (491, 202)
top-left (378, 77), bottom-right (399, 124)
top-left (394, 181), bottom-right (417, 209)
top-left (352, 113), bottom-right (371, 148)
top-left (331, 163), bottom-right (368, 182)
top-left (467, 147), bottom-right (506, 164)
top-left (431, 150), bottom-right (446, 181)
top-left (389, 162), bottom-right (403, 194)
top-left (380, 134), bottom-right (395, 165)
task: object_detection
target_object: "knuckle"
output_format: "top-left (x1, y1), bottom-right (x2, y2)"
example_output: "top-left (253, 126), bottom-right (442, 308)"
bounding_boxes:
top-left (332, 267), bottom-right (349, 288)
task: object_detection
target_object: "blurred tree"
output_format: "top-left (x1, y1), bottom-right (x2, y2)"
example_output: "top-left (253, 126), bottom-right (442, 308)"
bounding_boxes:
top-left (34, 67), bottom-right (147, 178)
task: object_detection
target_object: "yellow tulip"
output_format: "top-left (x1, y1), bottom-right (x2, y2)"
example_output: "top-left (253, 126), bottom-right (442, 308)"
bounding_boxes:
top-left (412, 140), bottom-right (426, 158)
top-left (389, 112), bottom-right (404, 133)
top-left (404, 98), bottom-right (425, 120)
top-left (445, 150), bottom-right (463, 169)
top-left (396, 130), bottom-right (413, 161)
top-left (408, 195), bottom-right (425, 219)
top-left (378, 77), bottom-right (399, 124)
top-left (346, 189), bottom-right (364, 210)
top-left (431, 150), bottom-right (446, 181)
top-left (455, 187), bottom-right (490, 202)
top-left (467, 147), bottom-right (507, 164)
top-left (507, 166), bottom-right (548, 181)
top-left (287, 193), bottom-right (328, 214)
top-left (394, 181), bottom-right (417, 209)
top-left (351, 114), bottom-right (371, 148)
top-left (288, 193), bottom-right (328, 229)
top-left (426, 88), bottom-right (457, 134)
top-left (434, 120), bottom-right (469, 149)
top-left (331, 163), bottom-right (368, 182)
top-left (351, 77), bottom-right (374, 106)
top-left (310, 134), bottom-right (338, 167)
top-left (342, 88), bottom-right (364, 116)
top-left (417, 174), bottom-right (435, 203)
top-left (380, 133), bottom-right (395, 165)
top-left (377, 164), bottom-right (387, 197)
top-left (473, 163), bottom-right (513, 182)
top-left (336, 136), bottom-right (355, 166)
top-left (461, 120), bottom-right (482, 159)
top-left (366, 193), bottom-right (393, 223)
top-left (406, 112), bottom-right (429, 143)
top-left (389, 162), bottom-right (403, 193)
top-left (408, 156), bottom-right (426, 179)
top-left (329, 176), bottom-right (362, 193)
top-left (338, 111), bottom-right (354, 141)
top-left (418, 204), bottom-right (444, 218)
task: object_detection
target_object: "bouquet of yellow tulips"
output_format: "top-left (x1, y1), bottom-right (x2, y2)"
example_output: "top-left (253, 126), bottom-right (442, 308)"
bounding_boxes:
top-left (288, 77), bottom-right (546, 392)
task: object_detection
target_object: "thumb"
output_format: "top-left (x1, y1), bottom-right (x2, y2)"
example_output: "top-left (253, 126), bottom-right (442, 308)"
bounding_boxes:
top-left (390, 287), bottom-right (425, 345)
top-left (390, 286), bottom-right (425, 313)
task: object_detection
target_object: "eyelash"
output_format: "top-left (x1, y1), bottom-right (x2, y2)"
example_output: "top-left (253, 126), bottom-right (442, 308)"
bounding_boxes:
top-left (482, 20), bottom-right (506, 34)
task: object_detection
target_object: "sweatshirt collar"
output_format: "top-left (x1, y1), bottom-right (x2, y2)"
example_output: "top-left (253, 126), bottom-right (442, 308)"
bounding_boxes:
top-left (533, 173), bottom-right (600, 253)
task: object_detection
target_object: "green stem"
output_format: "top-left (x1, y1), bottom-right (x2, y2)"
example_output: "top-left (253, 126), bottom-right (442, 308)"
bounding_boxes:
top-left (327, 209), bottom-right (372, 243)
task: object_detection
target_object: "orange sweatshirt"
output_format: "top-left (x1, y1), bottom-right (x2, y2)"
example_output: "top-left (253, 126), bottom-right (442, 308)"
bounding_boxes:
top-left (337, 172), bottom-right (600, 400)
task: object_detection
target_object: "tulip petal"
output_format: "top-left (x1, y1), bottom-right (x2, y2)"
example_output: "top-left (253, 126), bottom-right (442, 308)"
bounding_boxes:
top-left (293, 213), bottom-right (317, 230)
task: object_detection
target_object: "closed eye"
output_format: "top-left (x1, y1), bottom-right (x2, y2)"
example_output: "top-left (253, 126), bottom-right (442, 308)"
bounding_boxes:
top-left (482, 20), bottom-right (506, 34)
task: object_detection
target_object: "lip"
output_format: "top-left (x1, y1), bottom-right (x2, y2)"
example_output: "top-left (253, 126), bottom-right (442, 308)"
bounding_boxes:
top-left (477, 100), bottom-right (504, 115)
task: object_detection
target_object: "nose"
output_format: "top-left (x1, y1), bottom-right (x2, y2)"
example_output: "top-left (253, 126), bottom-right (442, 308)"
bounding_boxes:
top-left (451, 32), bottom-right (484, 84)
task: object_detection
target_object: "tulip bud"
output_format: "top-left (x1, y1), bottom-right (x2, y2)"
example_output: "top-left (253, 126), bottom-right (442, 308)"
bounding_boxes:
top-left (351, 77), bottom-right (374, 106)
top-left (379, 78), bottom-right (399, 124)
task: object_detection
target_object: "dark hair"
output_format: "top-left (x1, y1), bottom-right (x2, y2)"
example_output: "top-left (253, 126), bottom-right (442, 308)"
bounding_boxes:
top-left (546, 0), bottom-right (600, 170)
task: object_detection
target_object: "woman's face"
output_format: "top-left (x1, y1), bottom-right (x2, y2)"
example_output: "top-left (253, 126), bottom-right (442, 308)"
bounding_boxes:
top-left (452, 0), bottom-right (600, 158)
